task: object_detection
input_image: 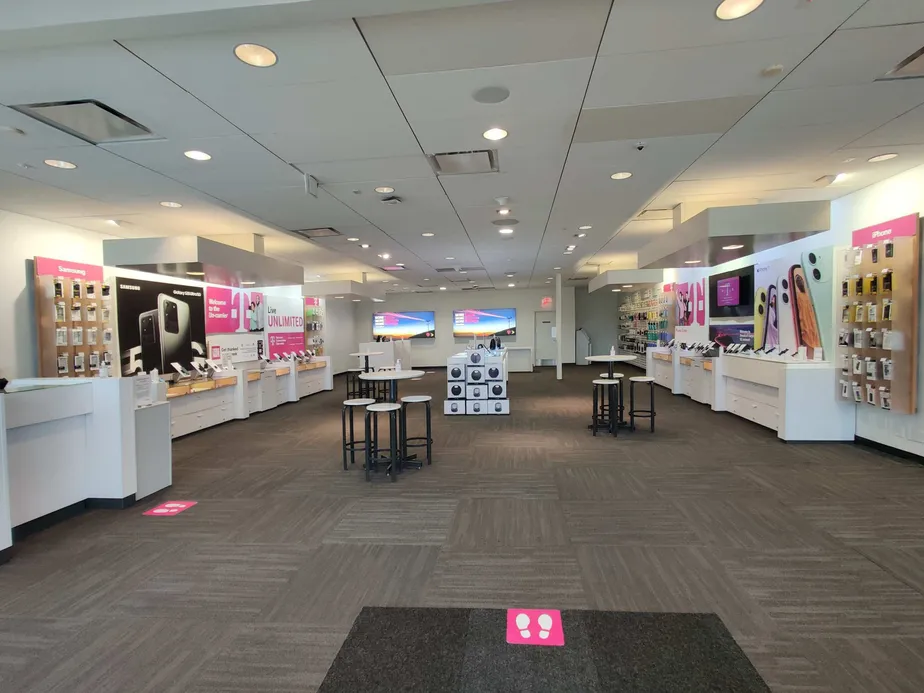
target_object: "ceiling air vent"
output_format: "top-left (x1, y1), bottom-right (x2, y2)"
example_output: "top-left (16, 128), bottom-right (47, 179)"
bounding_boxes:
top-left (380, 195), bottom-right (402, 205)
top-left (290, 227), bottom-right (341, 239)
top-left (11, 99), bottom-right (158, 144)
top-left (430, 149), bottom-right (499, 176)
top-left (879, 45), bottom-right (924, 81)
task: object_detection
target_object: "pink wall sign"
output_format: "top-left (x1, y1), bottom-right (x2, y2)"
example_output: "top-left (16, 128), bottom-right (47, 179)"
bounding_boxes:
top-left (506, 609), bottom-right (565, 647)
top-left (852, 214), bottom-right (920, 246)
top-left (205, 286), bottom-right (240, 334)
top-left (143, 501), bottom-right (197, 516)
top-left (34, 256), bottom-right (104, 282)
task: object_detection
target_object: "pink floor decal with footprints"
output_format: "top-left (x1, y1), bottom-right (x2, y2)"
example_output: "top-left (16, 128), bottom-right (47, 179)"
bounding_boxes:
top-left (143, 501), bottom-right (197, 516)
top-left (506, 609), bottom-right (565, 647)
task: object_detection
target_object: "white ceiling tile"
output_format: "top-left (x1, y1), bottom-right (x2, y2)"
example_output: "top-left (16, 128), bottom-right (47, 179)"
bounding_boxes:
top-left (843, 0), bottom-right (924, 28)
top-left (253, 127), bottom-right (422, 165)
top-left (299, 156), bottom-right (434, 185)
top-left (359, 0), bottom-right (611, 75)
top-left (847, 104), bottom-right (924, 148)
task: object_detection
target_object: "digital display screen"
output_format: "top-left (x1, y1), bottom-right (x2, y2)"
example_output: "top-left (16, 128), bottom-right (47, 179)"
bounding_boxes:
top-left (452, 308), bottom-right (517, 337)
top-left (372, 311), bottom-right (436, 339)
top-left (716, 276), bottom-right (741, 307)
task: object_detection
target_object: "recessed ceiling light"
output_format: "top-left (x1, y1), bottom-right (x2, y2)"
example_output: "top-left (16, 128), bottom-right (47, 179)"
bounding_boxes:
top-left (563, 251), bottom-right (573, 255)
top-left (378, 253), bottom-right (391, 259)
top-left (612, 289), bottom-right (622, 293)
top-left (445, 257), bottom-right (455, 260)
top-left (547, 277), bottom-right (554, 280)
top-left (567, 245), bottom-right (576, 250)
top-left (610, 172), bottom-right (632, 180)
top-left (184, 150), bottom-right (211, 161)
top-left (715, 0), bottom-right (764, 21)
top-left (396, 263), bottom-right (405, 267)
top-left (334, 296), bottom-right (345, 299)
top-left (44, 159), bottom-right (76, 169)
top-left (622, 284), bottom-right (633, 288)
top-left (579, 225), bottom-right (592, 230)
top-left (459, 270), bottom-right (467, 274)
top-left (234, 43), bottom-right (277, 68)
top-left (760, 64), bottom-right (784, 78)
top-left (439, 286), bottom-right (447, 291)
top-left (684, 260), bottom-right (702, 264)
top-left (375, 186), bottom-right (395, 194)
top-left (553, 267), bottom-right (561, 270)
top-left (422, 232), bottom-right (435, 237)
top-left (360, 244), bottom-right (370, 249)
top-left (499, 228), bottom-right (514, 235)
top-left (424, 278), bottom-right (430, 281)
top-left (868, 153), bottom-right (898, 163)
top-left (483, 127), bottom-right (508, 141)
top-left (722, 244), bottom-right (745, 250)
top-left (577, 233), bottom-right (587, 238)
top-left (498, 208), bottom-right (511, 216)
top-left (352, 299), bottom-right (361, 302)
top-left (186, 271), bottom-right (205, 276)
top-left (842, 157), bottom-right (857, 163)
top-left (833, 172), bottom-right (850, 184)
top-left (508, 283), bottom-right (515, 287)
top-left (347, 237), bottom-right (359, 242)
top-left (160, 201), bottom-right (183, 208)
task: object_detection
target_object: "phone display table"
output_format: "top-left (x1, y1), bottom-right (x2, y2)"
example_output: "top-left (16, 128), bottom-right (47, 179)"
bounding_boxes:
top-left (236, 357), bottom-right (332, 418)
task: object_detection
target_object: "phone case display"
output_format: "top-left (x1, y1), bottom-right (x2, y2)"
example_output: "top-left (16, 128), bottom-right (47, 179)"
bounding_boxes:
top-left (618, 288), bottom-right (676, 355)
top-left (33, 256), bottom-right (113, 378)
top-left (836, 214), bottom-right (920, 413)
top-left (304, 297), bottom-right (325, 356)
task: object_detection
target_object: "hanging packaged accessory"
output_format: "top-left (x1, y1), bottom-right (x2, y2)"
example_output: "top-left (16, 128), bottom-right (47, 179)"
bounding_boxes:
top-left (882, 329), bottom-right (894, 351)
top-left (882, 299), bottom-right (893, 321)
top-left (852, 381), bottom-right (863, 403)
top-left (54, 277), bottom-right (64, 298)
top-left (854, 276), bottom-right (864, 295)
top-left (89, 352), bottom-right (100, 370)
top-left (883, 358), bottom-right (894, 380)
top-left (871, 246), bottom-right (879, 263)
top-left (840, 379), bottom-right (850, 398)
top-left (55, 326), bottom-right (68, 346)
top-left (865, 357), bottom-right (878, 379)
top-left (867, 302), bottom-right (877, 322)
top-left (885, 239), bottom-right (894, 258)
top-left (57, 354), bottom-right (68, 374)
top-left (852, 354), bottom-right (863, 375)
top-left (866, 384), bottom-right (877, 406)
top-left (882, 269), bottom-right (893, 292)
top-left (70, 302), bottom-right (81, 321)
top-left (868, 328), bottom-right (879, 349)
top-left (71, 279), bottom-right (81, 299)
top-left (87, 327), bottom-right (98, 346)
top-left (853, 328), bottom-right (865, 348)
top-left (71, 327), bottom-right (83, 346)
top-left (854, 303), bottom-right (865, 322)
top-left (55, 302), bottom-right (66, 322)
top-left (880, 387), bottom-right (892, 410)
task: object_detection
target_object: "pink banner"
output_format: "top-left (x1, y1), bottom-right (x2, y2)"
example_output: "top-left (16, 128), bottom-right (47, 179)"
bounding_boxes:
top-left (205, 286), bottom-right (239, 334)
top-left (268, 331), bottom-right (305, 358)
top-left (852, 213), bottom-right (919, 246)
top-left (34, 256), bottom-right (103, 282)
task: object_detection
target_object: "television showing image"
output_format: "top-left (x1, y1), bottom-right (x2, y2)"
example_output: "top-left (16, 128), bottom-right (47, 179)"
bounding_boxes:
top-left (452, 308), bottom-right (517, 337)
top-left (372, 311), bottom-right (436, 339)
top-left (716, 276), bottom-right (741, 307)
top-left (709, 266), bottom-right (754, 319)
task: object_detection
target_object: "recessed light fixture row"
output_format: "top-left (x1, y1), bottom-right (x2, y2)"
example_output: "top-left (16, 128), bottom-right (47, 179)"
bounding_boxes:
top-left (684, 260), bottom-right (702, 264)
top-left (375, 186), bottom-right (395, 194)
top-left (347, 237), bottom-right (359, 242)
top-left (868, 153), bottom-right (898, 163)
top-left (422, 232), bottom-right (435, 237)
top-left (439, 286), bottom-right (447, 291)
top-left (577, 233), bottom-right (586, 238)
top-left (44, 159), bottom-right (76, 169)
top-left (234, 43), bottom-right (277, 67)
top-left (611, 289), bottom-right (622, 293)
top-left (579, 225), bottom-right (592, 230)
top-left (715, 0), bottom-right (764, 21)
top-left (184, 150), bottom-right (211, 161)
top-left (499, 228), bottom-right (514, 235)
top-left (722, 244), bottom-right (745, 250)
top-left (610, 172), bottom-right (632, 180)
top-left (483, 127), bottom-right (508, 141)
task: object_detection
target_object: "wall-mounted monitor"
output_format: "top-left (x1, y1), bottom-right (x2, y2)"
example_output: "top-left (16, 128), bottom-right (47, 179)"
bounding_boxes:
top-left (372, 311), bottom-right (436, 339)
top-left (709, 266), bottom-right (754, 318)
top-left (452, 308), bottom-right (517, 337)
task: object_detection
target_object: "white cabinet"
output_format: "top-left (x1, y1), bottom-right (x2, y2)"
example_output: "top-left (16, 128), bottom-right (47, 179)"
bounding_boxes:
top-left (169, 386), bottom-right (236, 439)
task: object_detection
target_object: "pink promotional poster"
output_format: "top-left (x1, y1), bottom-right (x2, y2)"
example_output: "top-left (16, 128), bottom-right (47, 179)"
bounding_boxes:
top-left (205, 287), bottom-right (264, 334)
top-left (851, 213), bottom-right (919, 246)
top-left (34, 256), bottom-right (104, 282)
top-left (265, 295), bottom-right (305, 358)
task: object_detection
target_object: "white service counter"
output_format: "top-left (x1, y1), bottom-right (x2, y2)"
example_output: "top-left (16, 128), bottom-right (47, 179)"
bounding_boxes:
top-left (0, 377), bottom-right (173, 562)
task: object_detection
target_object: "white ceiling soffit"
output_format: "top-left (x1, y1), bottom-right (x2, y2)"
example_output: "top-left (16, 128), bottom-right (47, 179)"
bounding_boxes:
top-left (103, 235), bottom-right (305, 286)
top-left (588, 268), bottom-right (665, 293)
top-left (637, 200), bottom-right (831, 270)
top-left (304, 280), bottom-right (385, 301)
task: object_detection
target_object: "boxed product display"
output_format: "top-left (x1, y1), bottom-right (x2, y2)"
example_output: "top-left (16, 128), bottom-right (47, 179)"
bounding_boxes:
top-left (444, 347), bottom-right (509, 415)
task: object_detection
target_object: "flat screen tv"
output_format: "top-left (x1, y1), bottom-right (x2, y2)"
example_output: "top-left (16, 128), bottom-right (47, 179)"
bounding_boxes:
top-left (709, 267), bottom-right (754, 318)
top-left (452, 308), bottom-right (517, 337)
top-left (372, 311), bottom-right (436, 339)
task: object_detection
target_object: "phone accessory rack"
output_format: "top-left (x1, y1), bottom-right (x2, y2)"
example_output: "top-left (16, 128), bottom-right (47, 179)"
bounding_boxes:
top-left (836, 214), bottom-right (920, 413)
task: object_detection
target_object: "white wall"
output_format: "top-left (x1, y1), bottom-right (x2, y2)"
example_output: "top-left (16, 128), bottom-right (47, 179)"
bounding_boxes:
top-left (0, 211), bottom-right (114, 379)
top-left (323, 297), bottom-right (357, 375)
top-left (575, 285), bottom-right (621, 355)
top-left (354, 287), bottom-right (576, 368)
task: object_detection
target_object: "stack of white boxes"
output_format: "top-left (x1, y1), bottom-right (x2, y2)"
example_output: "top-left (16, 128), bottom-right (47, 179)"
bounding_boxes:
top-left (444, 348), bottom-right (509, 415)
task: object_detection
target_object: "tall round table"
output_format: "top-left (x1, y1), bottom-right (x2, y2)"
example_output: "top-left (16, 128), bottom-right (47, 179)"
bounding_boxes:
top-left (585, 354), bottom-right (637, 429)
top-left (359, 369), bottom-right (426, 403)
top-left (349, 351), bottom-right (384, 373)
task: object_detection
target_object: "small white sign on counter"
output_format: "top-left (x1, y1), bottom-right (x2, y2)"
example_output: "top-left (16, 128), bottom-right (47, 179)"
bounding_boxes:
top-left (134, 374), bottom-right (153, 407)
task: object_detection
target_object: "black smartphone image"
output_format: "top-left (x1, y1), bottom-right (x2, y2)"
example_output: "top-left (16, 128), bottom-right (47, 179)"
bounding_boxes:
top-left (885, 240), bottom-right (894, 258)
top-left (158, 294), bottom-right (192, 369)
top-left (883, 272), bottom-right (892, 292)
top-left (872, 247), bottom-right (879, 263)
top-left (139, 309), bottom-right (162, 373)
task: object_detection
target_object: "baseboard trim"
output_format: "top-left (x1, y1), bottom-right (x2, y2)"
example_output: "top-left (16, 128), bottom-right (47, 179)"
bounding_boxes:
top-left (0, 546), bottom-right (11, 565)
top-left (86, 494), bottom-right (136, 510)
top-left (856, 436), bottom-right (924, 464)
top-left (12, 500), bottom-right (87, 542)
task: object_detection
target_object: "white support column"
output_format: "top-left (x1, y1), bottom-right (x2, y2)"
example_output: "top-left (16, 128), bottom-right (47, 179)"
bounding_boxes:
top-left (555, 273), bottom-right (563, 380)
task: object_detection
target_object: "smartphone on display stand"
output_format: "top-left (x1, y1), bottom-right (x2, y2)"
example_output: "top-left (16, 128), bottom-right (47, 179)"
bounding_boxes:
top-left (158, 294), bottom-right (193, 372)
top-left (205, 359), bottom-right (223, 373)
top-left (189, 361), bottom-right (208, 378)
top-left (139, 309), bottom-right (163, 373)
top-left (171, 362), bottom-right (192, 379)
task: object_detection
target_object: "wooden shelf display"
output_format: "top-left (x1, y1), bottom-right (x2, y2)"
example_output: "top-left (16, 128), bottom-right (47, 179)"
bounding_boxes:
top-left (835, 214), bottom-right (920, 414)
top-left (34, 257), bottom-right (115, 379)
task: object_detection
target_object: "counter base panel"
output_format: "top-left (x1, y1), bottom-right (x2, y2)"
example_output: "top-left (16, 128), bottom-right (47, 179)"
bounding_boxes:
top-left (86, 494), bottom-right (136, 510)
top-left (0, 546), bottom-right (10, 565)
top-left (12, 500), bottom-right (86, 542)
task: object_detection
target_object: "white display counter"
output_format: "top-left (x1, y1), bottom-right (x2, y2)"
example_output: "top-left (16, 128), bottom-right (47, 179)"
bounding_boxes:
top-left (506, 347), bottom-right (534, 373)
top-left (0, 377), bottom-right (172, 562)
top-left (646, 348), bottom-right (855, 442)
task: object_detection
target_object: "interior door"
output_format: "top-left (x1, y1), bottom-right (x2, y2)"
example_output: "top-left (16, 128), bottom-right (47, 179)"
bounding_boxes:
top-left (535, 312), bottom-right (556, 366)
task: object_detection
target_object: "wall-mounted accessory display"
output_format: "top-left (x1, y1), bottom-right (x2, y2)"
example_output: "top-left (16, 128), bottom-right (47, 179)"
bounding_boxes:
top-left (34, 256), bottom-right (113, 378)
top-left (836, 213), bottom-right (920, 414)
top-left (619, 286), bottom-right (676, 355)
top-left (115, 277), bottom-right (206, 375)
top-left (304, 297), bottom-right (325, 354)
top-left (373, 310), bottom-right (435, 339)
top-left (452, 308), bottom-right (517, 337)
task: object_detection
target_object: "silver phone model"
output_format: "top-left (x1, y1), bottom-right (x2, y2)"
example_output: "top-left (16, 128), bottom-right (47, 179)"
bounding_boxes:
top-left (158, 294), bottom-right (192, 371)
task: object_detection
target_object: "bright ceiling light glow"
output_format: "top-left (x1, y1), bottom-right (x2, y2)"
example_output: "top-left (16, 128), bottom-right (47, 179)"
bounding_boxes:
top-left (186, 271), bottom-right (205, 276)
top-left (498, 208), bottom-right (510, 215)
top-left (833, 173), bottom-right (850, 184)
top-left (347, 237), bottom-right (359, 242)
top-left (445, 256), bottom-right (455, 260)
top-left (184, 150), bottom-right (211, 161)
top-left (378, 253), bottom-right (391, 259)
top-left (439, 286), bottom-right (447, 291)
top-left (44, 159), bottom-right (76, 169)
top-left (459, 270), bottom-right (467, 274)
top-left (499, 228), bottom-right (514, 235)
top-left (422, 232), bottom-right (435, 237)
top-left (579, 225), bottom-right (592, 230)
top-left (234, 43), bottom-right (277, 67)
top-left (622, 284), bottom-right (633, 288)
top-left (106, 219), bottom-right (121, 227)
top-left (715, 0), bottom-right (764, 21)
top-left (424, 278), bottom-right (430, 281)
top-left (375, 186), bottom-right (395, 194)
top-left (868, 153), bottom-right (898, 163)
top-left (360, 244), bottom-right (370, 249)
top-left (508, 283), bottom-right (515, 287)
top-left (563, 251), bottom-right (573, 255)
top-left (483, 127), bottom-right (508, 141)
top-left (612, 289), bottom-right (622, 292)
top-left (334, 296), bottom-right (344, 299)
top-left (610, 171), bottom-right (632, 180)
top-left (352, 299), bottom-right (361, 302)
top-left (396, 263), bottom-right (405, 267)
top-left (684, 260), bottom-right (702, 264)
top-left (160, 201), bottom-right (183, 208)
top-left (241, 281), bottom-right (256, 285)
top-left (577, 233), bottom-right (587, 238)
top-left (553, 267), bottom-right (561, 270)
top-left (722, 244), bottom-right (745, 250)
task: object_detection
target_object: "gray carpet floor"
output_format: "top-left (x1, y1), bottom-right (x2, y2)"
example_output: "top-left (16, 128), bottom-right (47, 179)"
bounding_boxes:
top-left (1, 365), bottom-right (924, 691)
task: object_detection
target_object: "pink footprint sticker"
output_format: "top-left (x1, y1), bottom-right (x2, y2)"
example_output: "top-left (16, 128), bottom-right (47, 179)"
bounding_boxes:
top-left (506, 609), bottom-right (564, 646)
top-left (143, 501), bottom-right (197, 516)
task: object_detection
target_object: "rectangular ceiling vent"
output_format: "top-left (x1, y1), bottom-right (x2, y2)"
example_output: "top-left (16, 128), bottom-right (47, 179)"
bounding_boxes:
top-left (413, 290), bottom-right (434, 294)
top-left (462, 286), bottom-right (495, 291)
top-left (430, 149), bottom-right (499, 176)
top-left (879, 45), bottom-right (924, 81)
top-left (436, 267), bottom-right (457, 273)
top-left (11, 99), bottom-right (159, 144)
top-left (290, 227), bottom-right (341, 239)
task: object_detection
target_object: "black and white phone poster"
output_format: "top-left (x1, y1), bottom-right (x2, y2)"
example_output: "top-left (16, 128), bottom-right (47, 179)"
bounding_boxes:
top-left (115, 278), bottom-right (206, 375)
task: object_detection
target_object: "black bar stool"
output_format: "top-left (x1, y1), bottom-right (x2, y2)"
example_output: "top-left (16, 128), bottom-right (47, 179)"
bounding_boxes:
top-left (346, 369), bottom-right (364, 399)
top-left (364, 402), bottom-right (402, 482)
top-left (598, 372), bottom-right (626, 426)
top-left (629, 376), bottom-right (656, 433)
top-left (341, 398), bottom-right (376, 470)
top-left (592, 379), bottom-right (619, 437)
top-left (400, 395), bottom-right (432, 468)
